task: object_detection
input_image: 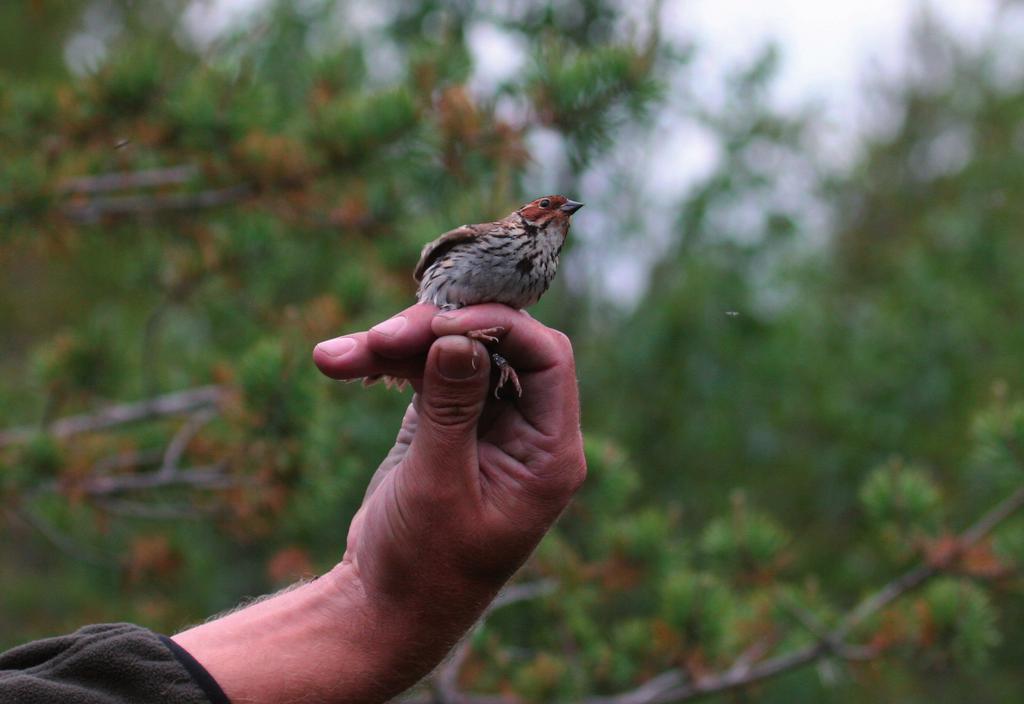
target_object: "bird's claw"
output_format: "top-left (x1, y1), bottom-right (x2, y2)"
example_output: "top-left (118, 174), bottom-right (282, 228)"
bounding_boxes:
top-left (461, 328), bottom-right (519, 397)
top-left (466, 326), bottom-right (506, 345)
top-left (491, 353), bottom-right (522, 399)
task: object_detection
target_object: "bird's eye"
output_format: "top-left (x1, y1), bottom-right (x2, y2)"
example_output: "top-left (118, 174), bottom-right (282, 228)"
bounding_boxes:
top-left (539, 199), bottom-right (551, 208)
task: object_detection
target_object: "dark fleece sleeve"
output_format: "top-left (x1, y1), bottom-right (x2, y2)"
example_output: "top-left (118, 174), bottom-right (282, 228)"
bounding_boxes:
top-left (0, 623), bottom-right (229, 704)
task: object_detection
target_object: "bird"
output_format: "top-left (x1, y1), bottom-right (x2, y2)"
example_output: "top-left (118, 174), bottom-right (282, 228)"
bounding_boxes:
top-left (375, 195), bottom-right (583, 397)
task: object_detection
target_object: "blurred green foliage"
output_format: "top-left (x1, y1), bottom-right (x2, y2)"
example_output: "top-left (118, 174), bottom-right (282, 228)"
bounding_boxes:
top-left (3, 1), bottom-right (1024, 702)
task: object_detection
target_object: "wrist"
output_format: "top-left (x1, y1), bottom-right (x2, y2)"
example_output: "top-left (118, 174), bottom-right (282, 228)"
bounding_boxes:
top-left (320, 560), bottom-right (498, 691)
top-left (174, 565), bottom-right (404, 704)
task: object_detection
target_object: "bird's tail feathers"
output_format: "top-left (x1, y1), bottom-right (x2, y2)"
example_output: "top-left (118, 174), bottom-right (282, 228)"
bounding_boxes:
top-left (361, 374), bottom-right (410, 392)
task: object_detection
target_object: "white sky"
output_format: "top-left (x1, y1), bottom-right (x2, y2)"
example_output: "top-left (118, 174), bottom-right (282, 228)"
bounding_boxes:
top-left (189, 1), bottom-right (1000, 106)
top-left (639, 1), bottom-right (1001, 199)
top-left (671, 0), bottom-right (997, 105)
top-left (460, 0), bottom-right (1005, 202)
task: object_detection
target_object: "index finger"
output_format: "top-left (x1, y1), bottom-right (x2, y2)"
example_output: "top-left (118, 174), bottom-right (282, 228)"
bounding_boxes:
top-left (312, 303), bottom-right (439, 381)
top-left (431, 305), bottom-right (570, 374)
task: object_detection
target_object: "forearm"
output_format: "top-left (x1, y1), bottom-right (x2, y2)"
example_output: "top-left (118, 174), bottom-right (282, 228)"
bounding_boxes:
top-left (171, 563), bottom-right (494, 704)
top-left (173, 566), bottom-right (394, 703)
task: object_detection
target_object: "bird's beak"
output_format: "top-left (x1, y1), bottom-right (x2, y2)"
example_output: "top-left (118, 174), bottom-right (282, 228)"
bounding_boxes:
top-left (560, 200), bottom-right (584, 215)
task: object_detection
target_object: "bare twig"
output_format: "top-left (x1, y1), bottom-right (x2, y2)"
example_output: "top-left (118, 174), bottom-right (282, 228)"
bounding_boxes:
top-left (74, 463), bottom-right (236, 496)
top-left (28, 463), bottom-right (238, 502)
top-left (958, 484), bottom-right (1024, 547)
top-left (779, 597), bottom-right (830, 641)
top-left (160, 408), bottom-right (218, 476)
top-left (583, 671), bottom-right (687, 704)
top-left (59, 165), bottom-right (199, 194)
top-left (0, 386), bottom-right (224, 448)
top-left (490, 578), bottom-right (558, 611)
top-left (62, 185), bottom-right (250, 223)
top-left (433, 636), bottom-right (478, 704)
top-left (729, 636), bottom-right (776, 675)
top-left (92, 498), bottom-right (210, 520)
top-left (92, 448), bottom-right (164, 474)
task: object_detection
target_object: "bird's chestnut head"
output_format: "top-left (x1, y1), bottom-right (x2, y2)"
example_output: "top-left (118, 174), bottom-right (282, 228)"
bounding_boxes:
top-left (517, 195), bottom-right (584, 231)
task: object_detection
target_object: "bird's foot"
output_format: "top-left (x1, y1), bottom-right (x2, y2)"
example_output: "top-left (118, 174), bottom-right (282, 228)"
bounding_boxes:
top-left (463, 327), bottom-right (519, 398)
top-left (465, 326), bottom-right (506, 345)
top-left (491, 353), bottom-right (522, 399)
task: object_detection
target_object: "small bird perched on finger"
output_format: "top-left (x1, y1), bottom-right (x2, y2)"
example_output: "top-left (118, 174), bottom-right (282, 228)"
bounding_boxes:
top-left (372, 195), bottom-right (583, 396)
top-left (416, 194), bottom-right (583, 396)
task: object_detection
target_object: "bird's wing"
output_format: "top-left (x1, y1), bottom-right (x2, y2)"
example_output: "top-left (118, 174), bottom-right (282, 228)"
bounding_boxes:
top-left (413, 223), bottom-right (490, 282)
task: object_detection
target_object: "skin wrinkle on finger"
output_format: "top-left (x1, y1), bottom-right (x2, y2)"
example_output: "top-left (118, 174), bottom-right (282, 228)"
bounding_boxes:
top-left (387, 470), bottom-right (415, 544)
top-left (476, 445), bottom-right (572, 528)
top-left (406, 338), bottom-right (491, 493)
top-left (416, 382), bottom-right (486, 430)
top-left (364, 405), bottom-right (418, 501)
top-left (484, 439), bottom-right (584, 500)
top-left (486, 432), bottom-right (560, 472)
top-left (408, 426), bottom-right (480, 495)
top-left (481, 410), bottom-right (565, 460)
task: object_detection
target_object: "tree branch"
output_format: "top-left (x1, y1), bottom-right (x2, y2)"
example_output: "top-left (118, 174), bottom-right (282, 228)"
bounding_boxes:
top-left (61, 185), bottom-right (250, 223)
top-left (580, 483), bottom-right (1024, 704)
top-left (92, 448), bottom-right (164, 474)
top-left (836, 484), bottom-right (1024, 640)
top-left (92, 497), bottom-right (212, 520)
top-left (0, 386), bottom-right (224, 448)
top-left (583, 671), bottom-right (688, 704)
top-left (160, 408), bottom-right (218, 476)
top-left (59, 165), bottom-right (199, 194)
top-left (72, 463), bottom-right (237, 496)
top-left (489, 578), bottom-right (558, 611)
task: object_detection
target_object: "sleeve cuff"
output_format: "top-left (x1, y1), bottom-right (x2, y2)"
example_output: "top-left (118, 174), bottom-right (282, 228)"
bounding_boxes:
top-left (158, 635), bottom-right (231, 704)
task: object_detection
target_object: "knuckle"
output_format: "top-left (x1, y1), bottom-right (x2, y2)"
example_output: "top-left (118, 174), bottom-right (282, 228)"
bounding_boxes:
top-left (550, 329), bottom-right (574, 356)
top-left (555, 434), bottom-right (588, 495)
top-left (565, 456), bottom-right (588, 494)
top-left (525, 450), bottom-right (588, 501)
top-left (421, 395), bottom-right (481, 429)
top-left (549, 331), bottom-right (576, 369)
top-left (547, 447), bottom-right (587, 497)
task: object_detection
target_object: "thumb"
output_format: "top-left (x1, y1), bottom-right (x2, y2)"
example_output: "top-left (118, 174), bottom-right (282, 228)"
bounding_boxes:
top-left (409, 335), bottom-right (490, 481)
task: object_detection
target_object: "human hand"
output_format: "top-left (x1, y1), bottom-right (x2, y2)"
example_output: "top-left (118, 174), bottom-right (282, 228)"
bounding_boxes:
top-left (312, 303), bottom-right (586, 694)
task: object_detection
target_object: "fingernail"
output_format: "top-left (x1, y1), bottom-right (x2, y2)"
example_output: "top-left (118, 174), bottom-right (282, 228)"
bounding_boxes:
top-left (435, 310), bottom-right (462, 321)
top-left (316, 336), bottom-right (357, 358)
top-left (371, 315), bottom-right (407, 337)
top-left (438, 338), bottom-right (478, 379)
